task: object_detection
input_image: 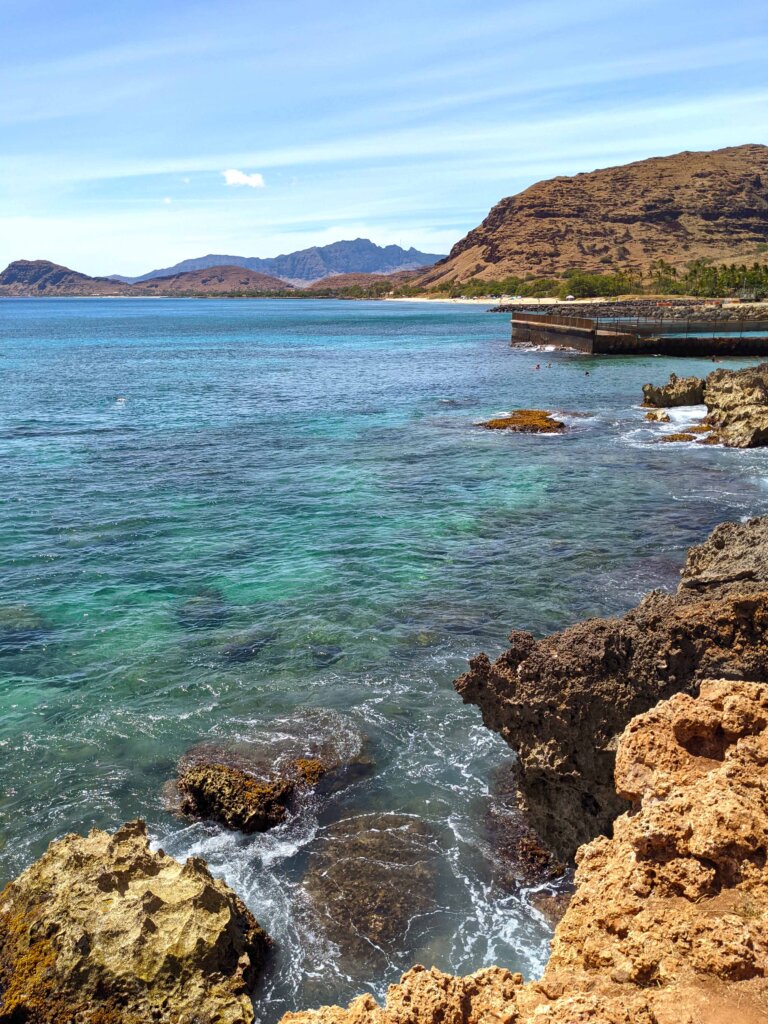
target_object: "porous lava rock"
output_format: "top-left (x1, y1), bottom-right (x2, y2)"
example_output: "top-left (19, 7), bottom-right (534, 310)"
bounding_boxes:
top-left (455, 515), bottom-right (768, 861)
top-left (0, 819), bottom-right (270, 1024)
top-left (280, 680), bottom-right (768, 1024)
top-left (705, 362), bottom-right (768, 447)
top-left (170, 710), bottom-right (371, 833)
top-left (480, 409), bottom-right (565, 432)
top-left (642, 373), bottom-right (706, 407)
top-left (643, 362), bottom-right (768, 447)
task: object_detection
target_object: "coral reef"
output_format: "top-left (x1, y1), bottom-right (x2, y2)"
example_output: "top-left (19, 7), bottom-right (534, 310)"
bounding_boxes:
top-left (0, 819), bottom-right (270, 1024)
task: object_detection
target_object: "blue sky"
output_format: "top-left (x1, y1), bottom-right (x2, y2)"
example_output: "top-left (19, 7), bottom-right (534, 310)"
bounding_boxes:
top-left (2, 0), bottom-right (766, 275)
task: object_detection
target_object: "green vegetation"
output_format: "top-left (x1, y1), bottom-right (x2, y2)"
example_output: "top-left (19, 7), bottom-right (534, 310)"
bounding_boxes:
top-left (417, 260), bottom-right (768, 301)
top-left (162, 259), bottom-right (768, 302)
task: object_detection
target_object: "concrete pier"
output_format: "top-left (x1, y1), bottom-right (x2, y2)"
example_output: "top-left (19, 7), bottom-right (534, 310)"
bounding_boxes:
top-left (511, 312), bottom-right (768, 356)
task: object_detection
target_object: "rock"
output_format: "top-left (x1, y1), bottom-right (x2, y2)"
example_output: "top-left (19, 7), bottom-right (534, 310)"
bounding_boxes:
top-left (481, 409), bottom-right (565, 432)
top-left (644, 408), bottom-right (671, 422)
top-left (455, 515), bottom-right (768, 861)
top-left (300, 814), bottom-right (440, 971)
top-left (0, 819), bottom-right (270, 1024)
top-left (177, 589), bottom-right (230, 630)
top-left (0, 604), bottom-right (47, 653)
top-left (642, 372), bottom-right (705, 407)
top-left (659, 431), bottom-right (696, 442)
top-left (169, 710), bottom-right (371, 832)
top-left (703, 362), bottom-right (768, 447)
top-left (177, 762), bottom-right (295, 832)
top-left (280, 681), bottom-right (768, 1024)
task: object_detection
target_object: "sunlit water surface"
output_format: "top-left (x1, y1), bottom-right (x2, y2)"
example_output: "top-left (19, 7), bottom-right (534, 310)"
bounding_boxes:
top-left (1, 298), bottom-right (767, 1018)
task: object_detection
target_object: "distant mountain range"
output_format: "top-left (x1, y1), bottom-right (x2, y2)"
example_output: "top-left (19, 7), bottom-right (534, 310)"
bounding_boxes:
top-left (420, 144), bottom-right (768, 285)
top-left (0, 260), bottom-right (294, 296)
top-left (110, 238), bottom-right (445, 285)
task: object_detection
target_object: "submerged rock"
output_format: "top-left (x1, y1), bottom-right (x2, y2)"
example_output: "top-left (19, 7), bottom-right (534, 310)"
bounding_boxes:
top-left (301, 813), bottom-right (440, 971)
top-left (280, 680), bottom-right (768, 1024)
top-left (642, 372), bottom-right (705, 407)
top-left (480, 409), bottom-right (565, 432)
top-left (0, 819), bottom-right (270, 1024)
top-left (170, 710), bottom-right (371, 832)
top-left (659, 430), bottom-right (696, 442)
top-left (455, 514), bottom-right (768, 861)
top-left (176, 589), bottom-right (230, 630)
top-left (0, 604), bottom-right (47, 652)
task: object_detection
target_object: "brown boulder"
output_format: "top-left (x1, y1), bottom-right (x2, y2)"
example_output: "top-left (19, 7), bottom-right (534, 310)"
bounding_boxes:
top-left (169, 710), bottom-right (371, 833)
top-left (704, 362), bottom-right (768, 447)
top-left (0, 820), bottom-right (270, 1024)
top-left (642, 372), bottom-right (705, 407)
top-left (455, 515), bottom-right (768, 861)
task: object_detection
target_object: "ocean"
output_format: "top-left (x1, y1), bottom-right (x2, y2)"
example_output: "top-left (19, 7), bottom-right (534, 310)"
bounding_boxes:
top-left (1, 297), bottom-right (766, 1018)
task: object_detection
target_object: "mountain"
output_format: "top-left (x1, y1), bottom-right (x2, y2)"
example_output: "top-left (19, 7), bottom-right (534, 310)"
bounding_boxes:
top-left (420, 144), bottom-right (768, 285)
top-left (132, 266), bottom-right (290, 294)
top-left (0, 260), bottom-right (290, 297)
top-left (304, 270), bottom-right (422, 291)
top-left (0, 260), bottom-right (131, 296)
top-left (113, 239), bottom-right (446, 284)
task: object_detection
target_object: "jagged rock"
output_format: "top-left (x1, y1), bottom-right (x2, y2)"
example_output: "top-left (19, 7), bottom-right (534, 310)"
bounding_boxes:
top-left (300, 814), bottom-right (440, 972)
top-left (169, 710), bottom-right (371, 832)
top-left (280, 680), bottom-right (768, 1024)
top-left (455, 515), bottom-right (768, 861)
top-left (480, 409), bottom-right (565, 432)
top-left (0, 819), bottom-right (270, 1024)
top-left (704, 362), bottom-right (768, 447)
top-left (177, 762), bottom-right (296, 832)
top-left (644, 408), bottom-right (671, 422)
top-left (659, 431), bottom-right (696, 442)
top-left (642, 372), bottom-right (705, 407)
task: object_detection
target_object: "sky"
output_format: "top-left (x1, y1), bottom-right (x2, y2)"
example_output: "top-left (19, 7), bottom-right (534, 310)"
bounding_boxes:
top-left (1, 0), bottom-right (767, 276)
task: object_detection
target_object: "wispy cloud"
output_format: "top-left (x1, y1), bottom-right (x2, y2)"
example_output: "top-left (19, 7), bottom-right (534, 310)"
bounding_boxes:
top-left (222, 169), bottom-right (265, 188)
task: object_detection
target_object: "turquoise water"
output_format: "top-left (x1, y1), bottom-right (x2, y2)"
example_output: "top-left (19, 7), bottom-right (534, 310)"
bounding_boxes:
top-left (2, 297), bottom-right (768, 1017)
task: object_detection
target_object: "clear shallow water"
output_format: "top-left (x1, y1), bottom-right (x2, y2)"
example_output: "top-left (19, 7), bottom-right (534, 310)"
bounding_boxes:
top-left (1, 297), bottom-right (768, 1017)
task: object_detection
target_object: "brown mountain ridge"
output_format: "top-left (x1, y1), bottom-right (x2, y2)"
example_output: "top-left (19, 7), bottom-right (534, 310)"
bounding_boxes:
top-left (0, 260), bottom-right (291, 296)
top-left (420, 144), bottom-right (768, 285)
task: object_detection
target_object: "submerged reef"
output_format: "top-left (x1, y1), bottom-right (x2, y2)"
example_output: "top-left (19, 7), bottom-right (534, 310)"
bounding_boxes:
top-left (0, 820), bottom-right (270, 1023)
top-left (455, 514), bottom-right (768, 861)
top-left (280, 679), bottom-right (768, 1024)
top-left (643, 362), bottom-right (768, 447)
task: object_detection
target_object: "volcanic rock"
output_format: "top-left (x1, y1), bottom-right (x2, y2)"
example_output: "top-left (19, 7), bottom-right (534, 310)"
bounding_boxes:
top-left (642, 372), bottom-right (706, 407)
top-left (455, 515), bottom-right (768, 861)
top-left (0, 819), bottom-right (270, 1024)
top-left (704, 362), bottom-right (768, 447)
top-left (280, 680), bottom-right (768, 1024)
top-left (170, 710), bottom-right (371, 832)
top-left (419, 144), bottom-right (768, 284)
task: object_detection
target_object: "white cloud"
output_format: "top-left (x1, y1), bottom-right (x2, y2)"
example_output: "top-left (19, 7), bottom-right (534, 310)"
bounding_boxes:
top-left (163, 196), bottom-right (173, 204)
top-left (222, 168), bottom-right (265, 188)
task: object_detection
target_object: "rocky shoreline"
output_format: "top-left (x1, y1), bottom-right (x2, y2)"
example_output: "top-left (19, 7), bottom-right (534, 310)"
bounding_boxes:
top-left (491, 298), bottom-right (768, 321)
top-left (2, 518), bottom-right (768, 1021)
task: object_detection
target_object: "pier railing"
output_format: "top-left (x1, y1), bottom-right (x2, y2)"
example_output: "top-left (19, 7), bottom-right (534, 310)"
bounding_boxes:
top-left (511, 311), bottom-right (768, 338)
